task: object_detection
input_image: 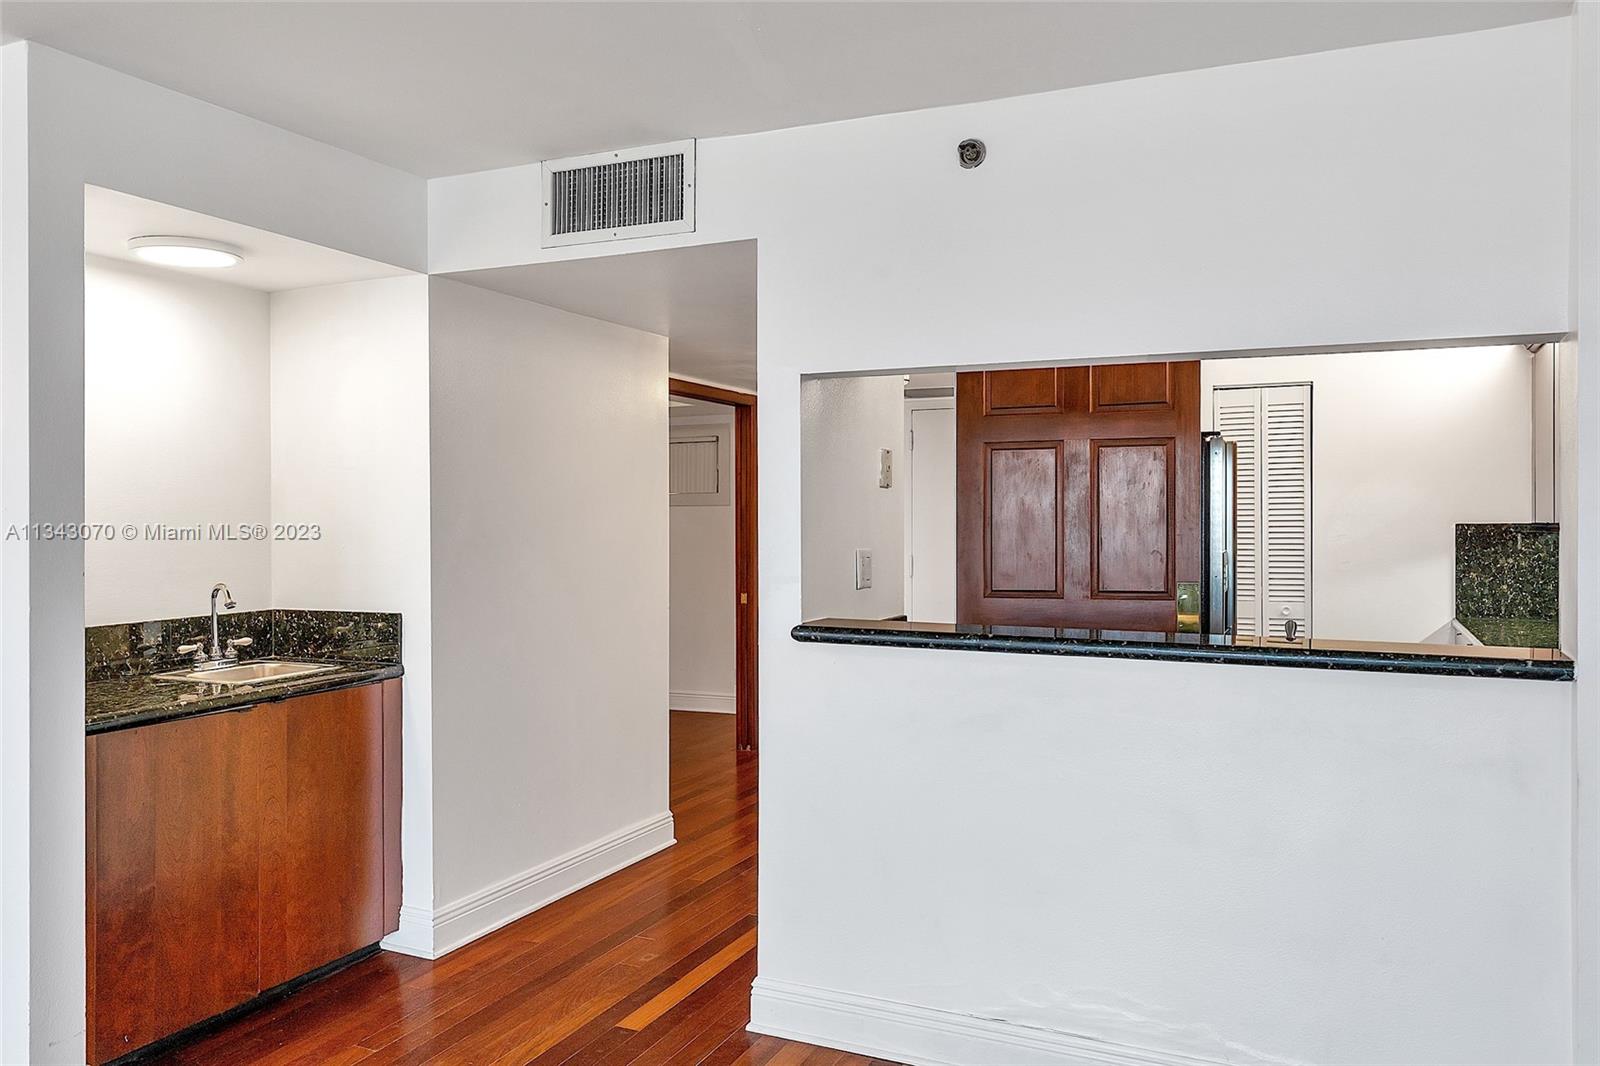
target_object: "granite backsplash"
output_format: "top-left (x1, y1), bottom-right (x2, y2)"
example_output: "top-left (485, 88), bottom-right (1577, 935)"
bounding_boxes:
top-left (86, 609), bottom-right (401, 681)
top-left (1455, 523), bottom-right (1558, 647)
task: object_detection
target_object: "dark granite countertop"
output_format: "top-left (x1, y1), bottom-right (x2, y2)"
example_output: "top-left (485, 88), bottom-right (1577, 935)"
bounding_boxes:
top-left (1459, 616), bottom-right (1560, 651)
top-left (85, 608), bottom-right (404, 734)
top-left (793, 618), bottom-right (1574, 682)
top-left (87, 660), bottom-right (404, 734)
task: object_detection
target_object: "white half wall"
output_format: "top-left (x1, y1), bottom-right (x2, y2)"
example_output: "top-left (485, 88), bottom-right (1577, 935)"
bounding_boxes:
top-left (751, 648), bottom-right (1572, 1065)
top-left (1201, 345), bottom-right (1535, 644)
top-left (801, 375), bottom-right (906, 621)
top-left (426, 277), bottom-right (673, 949)
top-left (670, 413), bottom-right (737, 712)
top-left (268, 274), bottom-right (435, 950)
top-left (0, 42), bottom-right (426, 1063)
top-left (84, 256), bottom-right (272, 625)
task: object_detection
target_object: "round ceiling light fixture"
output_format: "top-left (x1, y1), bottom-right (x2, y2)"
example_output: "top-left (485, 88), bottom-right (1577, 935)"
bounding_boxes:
top-left (127, 236), bottom-right (243, 269)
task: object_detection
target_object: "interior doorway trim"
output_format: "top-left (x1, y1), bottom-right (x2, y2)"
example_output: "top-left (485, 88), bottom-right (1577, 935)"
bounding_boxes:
top-left (669, 377), bottom-right (758, 751)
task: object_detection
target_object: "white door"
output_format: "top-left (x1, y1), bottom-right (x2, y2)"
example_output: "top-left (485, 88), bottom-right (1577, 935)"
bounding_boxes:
top-left (1212, 384), bottom-right (1312, 641)
top-left (908, 405), bottom-right (957, 622)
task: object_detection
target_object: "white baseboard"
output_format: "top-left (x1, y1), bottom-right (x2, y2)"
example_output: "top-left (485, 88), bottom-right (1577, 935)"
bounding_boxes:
top-left (669, 690), bottom-right (736, 714)
top-left (380, 904), bottom-right (438, 959)
top-left (390, 811), bottom-right (675, 960)
top-left (749, 978), bottom-right (1231, 1066)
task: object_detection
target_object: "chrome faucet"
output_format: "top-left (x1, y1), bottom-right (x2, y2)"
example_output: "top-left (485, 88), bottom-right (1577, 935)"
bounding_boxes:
top-left (177, 582), bottom-right (252, 669)
top-left (209, 582), bottom-right (235, 659)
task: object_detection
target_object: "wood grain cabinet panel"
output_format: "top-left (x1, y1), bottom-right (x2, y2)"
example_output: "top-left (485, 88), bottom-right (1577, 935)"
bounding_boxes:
top-left (87, 680), bottom-right (401, 1064)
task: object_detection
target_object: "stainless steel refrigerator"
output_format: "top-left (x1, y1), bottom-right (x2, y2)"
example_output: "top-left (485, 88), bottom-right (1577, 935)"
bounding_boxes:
top-left (1201, 431), bottom-right (1237, 636)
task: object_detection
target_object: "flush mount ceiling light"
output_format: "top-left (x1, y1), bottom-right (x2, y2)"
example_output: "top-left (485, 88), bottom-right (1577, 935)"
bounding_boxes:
top-left (127, 235), bottom-right (243, 269)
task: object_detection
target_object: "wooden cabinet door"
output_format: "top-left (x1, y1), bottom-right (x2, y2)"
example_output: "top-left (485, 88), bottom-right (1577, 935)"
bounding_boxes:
top-left (87, 709), bottom-right (264, 1064)
top-left (88, 679), bottom-right (400, 1063)
top-left (956, 362), bottom-right (1201, 630)
top-left (259, 683), bottom-right (387, 987)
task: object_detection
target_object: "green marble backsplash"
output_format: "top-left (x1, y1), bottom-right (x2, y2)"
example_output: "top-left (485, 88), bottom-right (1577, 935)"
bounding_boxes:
top-left (1455, 522), bottom-right (1559, 626)
top-left (86, 609), bottom-right (401, 681)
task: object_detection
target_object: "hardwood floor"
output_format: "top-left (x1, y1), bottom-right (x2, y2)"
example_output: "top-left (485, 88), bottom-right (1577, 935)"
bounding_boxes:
top-left (147, 711), bottom-right (891, 1066)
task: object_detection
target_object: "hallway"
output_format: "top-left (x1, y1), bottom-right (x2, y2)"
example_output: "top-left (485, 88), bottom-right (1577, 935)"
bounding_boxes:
top-left (145, 712), bottom-right (883, 1065)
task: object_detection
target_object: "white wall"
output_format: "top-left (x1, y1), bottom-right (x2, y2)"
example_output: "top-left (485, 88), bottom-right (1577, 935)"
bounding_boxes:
top-left (83, 256), bottom-right (272, 625)
top-left (0, 41), bottom-right (426, 1062)
top-left (426, 277), bottom-right (673, 953)
top-left (431, 19), bottom-right (1582, 1065)
top-left (1568, 8), bottom-right (1599, 1058)
top-left (800, 375), bottom-right (905, 621)
top-left (1201, 345), bottom-right (1534, 643)
top-left (1555, 341), bottom-right (1580, 656)
top-left (670, 413), bottom-right (736, 712)
top-left (267, 275), bottom-right (435, 951)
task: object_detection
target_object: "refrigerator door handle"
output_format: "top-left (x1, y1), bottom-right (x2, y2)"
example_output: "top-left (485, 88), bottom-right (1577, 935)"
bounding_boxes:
top-left (1221, 549), bottom-right (1231, 634)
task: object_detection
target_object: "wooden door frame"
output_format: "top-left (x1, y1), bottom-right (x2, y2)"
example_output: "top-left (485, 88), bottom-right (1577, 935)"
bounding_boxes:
top-left (669, 378), bottom-right (758, 752)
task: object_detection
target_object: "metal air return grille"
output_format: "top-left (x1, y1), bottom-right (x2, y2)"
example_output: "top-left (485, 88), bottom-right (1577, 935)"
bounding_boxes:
top-left (541, 140), bottom-right (696, 248)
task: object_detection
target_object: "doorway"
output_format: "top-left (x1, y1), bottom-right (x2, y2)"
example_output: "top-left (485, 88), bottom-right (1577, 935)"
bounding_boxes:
top-left (669, 377), bottom-right (758, 751)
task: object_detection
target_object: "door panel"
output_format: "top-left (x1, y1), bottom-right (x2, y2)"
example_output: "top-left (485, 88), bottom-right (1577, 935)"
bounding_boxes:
top-left (1261, 386), bottom-right (1312, 640)
top-left (88, 710), bottom-right (263, 1064)
top-left (958, 361), bottom-right (1199, 629)
top-left (88, 728), bottom-right (158, 1065)
top-left (1090, 363), bottom-right (1172, 411)
top-left (1092, 439), bottom-right (1173, 596)
top-left (986, 443), bottom-right (1062, 595)
top-left (154, 711), bottom-right (263, 1033)
top-left (983, 368), bottom-right (1063, 415)
top-left (261, 684), bottom-right (386, 985)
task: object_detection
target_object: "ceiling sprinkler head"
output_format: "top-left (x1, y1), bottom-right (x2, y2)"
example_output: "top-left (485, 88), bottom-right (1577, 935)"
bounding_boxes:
top-left (958, 138), bottom-right (986, 169)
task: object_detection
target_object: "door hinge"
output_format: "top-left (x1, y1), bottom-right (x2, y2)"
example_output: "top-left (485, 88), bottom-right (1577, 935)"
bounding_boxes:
top-left (739, 592), bottom-right (748, 605)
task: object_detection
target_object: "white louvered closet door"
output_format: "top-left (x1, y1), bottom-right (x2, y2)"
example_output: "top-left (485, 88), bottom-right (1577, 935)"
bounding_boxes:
top-left (1213, 384), bottom-right (1312, 641)
top-left (1260, 386), bottom-right (1311, 641)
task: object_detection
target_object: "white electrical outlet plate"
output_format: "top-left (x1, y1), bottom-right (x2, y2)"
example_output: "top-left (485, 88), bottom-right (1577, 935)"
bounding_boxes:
top-left (855, 549), bottom-right (873, 590)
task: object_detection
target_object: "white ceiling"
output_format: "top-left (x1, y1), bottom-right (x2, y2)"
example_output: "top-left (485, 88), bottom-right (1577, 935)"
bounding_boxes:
top-left (3, 2), bottom-right (1570, 178)
top-left (84, 185), bottom-right (412, 292)
top-left (448, 241), bottom-right (757, 392)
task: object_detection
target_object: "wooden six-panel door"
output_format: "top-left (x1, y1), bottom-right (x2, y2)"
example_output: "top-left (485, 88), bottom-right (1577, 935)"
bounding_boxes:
top-left (956, 362), bottom-right (1201, 630)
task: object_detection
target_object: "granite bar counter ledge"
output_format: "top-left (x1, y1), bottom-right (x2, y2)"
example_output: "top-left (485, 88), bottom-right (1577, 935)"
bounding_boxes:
top-left (86, 608), bottom-right (405, 734)
top-left (791, 618), bottom-right (1574, 681)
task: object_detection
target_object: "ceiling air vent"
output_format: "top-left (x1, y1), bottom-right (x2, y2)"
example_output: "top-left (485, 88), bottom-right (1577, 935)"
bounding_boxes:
top-left (541, 140), bottom-right (696, 248)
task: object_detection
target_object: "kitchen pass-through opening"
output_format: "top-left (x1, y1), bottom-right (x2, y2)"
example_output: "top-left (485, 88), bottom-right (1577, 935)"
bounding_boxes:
top-left (799, 342), bottom-right (1573, 662)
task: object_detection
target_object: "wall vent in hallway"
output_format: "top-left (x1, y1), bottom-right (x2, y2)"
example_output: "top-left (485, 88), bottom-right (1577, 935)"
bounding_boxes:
top-left (541, 140), bottom-right (696, 247)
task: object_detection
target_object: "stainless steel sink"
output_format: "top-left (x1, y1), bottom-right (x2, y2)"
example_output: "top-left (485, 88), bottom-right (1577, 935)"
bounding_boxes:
top-left (154, 660), bottom-right (338, 685)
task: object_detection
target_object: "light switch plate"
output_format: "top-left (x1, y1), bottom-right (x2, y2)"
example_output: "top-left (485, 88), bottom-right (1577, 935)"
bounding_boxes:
top-left (855, 549), bottom-right (873, 590)
top-left (878, 449), bottom-right (893, 489)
